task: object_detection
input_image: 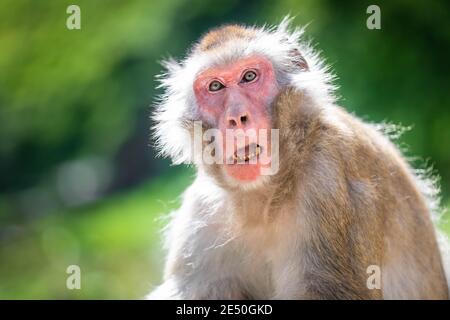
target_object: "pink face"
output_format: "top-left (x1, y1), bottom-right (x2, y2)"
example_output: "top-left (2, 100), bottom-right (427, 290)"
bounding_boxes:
top-left (193, 55), bottom-right (279, 182)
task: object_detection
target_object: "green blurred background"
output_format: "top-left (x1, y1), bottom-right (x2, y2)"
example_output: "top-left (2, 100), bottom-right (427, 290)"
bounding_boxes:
top-left (0, 0), bottom-right (449, 299)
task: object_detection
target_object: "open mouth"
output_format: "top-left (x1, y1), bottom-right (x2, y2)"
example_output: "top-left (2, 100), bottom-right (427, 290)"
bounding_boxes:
top-left (230, 143), bottom-right (262, 163)
top-left (224, 142), bottom-right (271, 181)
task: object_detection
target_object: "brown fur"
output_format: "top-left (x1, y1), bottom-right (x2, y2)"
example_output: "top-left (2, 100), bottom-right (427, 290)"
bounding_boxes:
top-left (171, 87), bottom-right (449, 299)
top-left (267, 88), bottom-right (448, 298)
top-left (196, 24), bottom-right (257, 52)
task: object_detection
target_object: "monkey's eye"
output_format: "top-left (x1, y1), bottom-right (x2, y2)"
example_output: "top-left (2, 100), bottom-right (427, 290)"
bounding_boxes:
top-left (208, 80), bottom-right (225, 92)
top-left (241, 70), bottom-right (257, 83)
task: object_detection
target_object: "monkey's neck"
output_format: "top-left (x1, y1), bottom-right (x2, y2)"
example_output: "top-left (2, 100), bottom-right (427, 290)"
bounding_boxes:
top-left (228, 172), bottom-right (299, 225)
top-left (210, 90), bottom-right (322, 223)
top-left (228, 188), bottom-right (273, 225)
top-left (226, 117), bottom-right (320, 224)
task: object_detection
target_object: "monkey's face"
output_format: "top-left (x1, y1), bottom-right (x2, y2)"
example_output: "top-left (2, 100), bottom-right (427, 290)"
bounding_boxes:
top-left (154, 22), bottom-right (319, 189)
top-left (193, 55), bottom-right (279, 183)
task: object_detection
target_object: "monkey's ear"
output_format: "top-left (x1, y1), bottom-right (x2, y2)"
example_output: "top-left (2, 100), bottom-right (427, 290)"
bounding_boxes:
top-left (289, 48), bottom-right (309, 71)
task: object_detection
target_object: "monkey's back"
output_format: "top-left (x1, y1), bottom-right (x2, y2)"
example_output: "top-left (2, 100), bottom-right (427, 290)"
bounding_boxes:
top-left (316, 105), bottom-right (449, 299)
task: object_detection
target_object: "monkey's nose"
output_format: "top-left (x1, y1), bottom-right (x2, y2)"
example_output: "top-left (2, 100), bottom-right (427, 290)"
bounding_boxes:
top-left (227, 113), bottom-right (250, 128)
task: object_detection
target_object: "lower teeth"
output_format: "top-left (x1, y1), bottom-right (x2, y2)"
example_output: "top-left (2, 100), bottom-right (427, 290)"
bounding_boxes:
top-left (233, 145), bottom-right (261, 162)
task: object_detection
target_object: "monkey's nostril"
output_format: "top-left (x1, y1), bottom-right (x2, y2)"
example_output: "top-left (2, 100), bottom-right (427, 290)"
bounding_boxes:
top-left (240, 115), bottom-right (247, 124)
top-left (229, 119), bottom-right (237, 127)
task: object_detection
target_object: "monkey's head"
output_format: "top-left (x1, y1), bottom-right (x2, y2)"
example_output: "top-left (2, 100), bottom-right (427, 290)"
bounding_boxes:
top-left (153, 17), bottom-right (335, 190)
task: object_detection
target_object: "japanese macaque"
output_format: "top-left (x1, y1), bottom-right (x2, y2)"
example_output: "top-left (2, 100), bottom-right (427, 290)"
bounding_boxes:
top-left (148, 18), bottom-right (450, 299)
